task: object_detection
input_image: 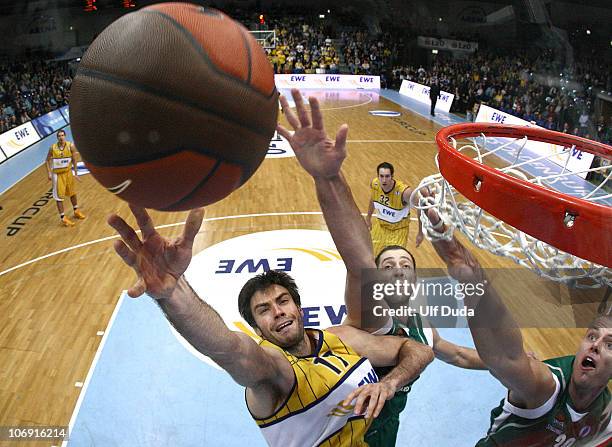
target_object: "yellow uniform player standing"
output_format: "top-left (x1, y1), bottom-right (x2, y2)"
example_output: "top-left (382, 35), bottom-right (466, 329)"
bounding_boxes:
top-left (365, 162), bottom-right (423, 256)
top-left (46, 129), bottom-right (85, 226)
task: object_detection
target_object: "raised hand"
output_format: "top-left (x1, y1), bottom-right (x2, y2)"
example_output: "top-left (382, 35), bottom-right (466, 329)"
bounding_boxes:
top-left (277, 88), bottom-right (349, 179)
top-left (108, 205), bottom-right (204, 300)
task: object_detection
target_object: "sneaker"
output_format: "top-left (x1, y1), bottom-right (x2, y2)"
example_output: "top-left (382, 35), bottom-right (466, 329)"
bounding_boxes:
top-left (74, 209), bottom-right (86, 220)
top-left (62, 216), bottom-right (75, 227)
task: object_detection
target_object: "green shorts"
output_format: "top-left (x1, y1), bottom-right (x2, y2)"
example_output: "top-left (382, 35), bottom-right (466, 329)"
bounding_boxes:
top-left (365, 392), bottom-right (408, 447)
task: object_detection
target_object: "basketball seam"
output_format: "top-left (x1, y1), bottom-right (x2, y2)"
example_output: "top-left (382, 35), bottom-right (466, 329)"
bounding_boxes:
top-left (76, 66), bottom-right (272, 143)
top-left (238, 27), bottom-right (253, 85)
top-left (160, 159), bottom-right (224, 210)
top-left (141, 9), bottom-right (276, 99)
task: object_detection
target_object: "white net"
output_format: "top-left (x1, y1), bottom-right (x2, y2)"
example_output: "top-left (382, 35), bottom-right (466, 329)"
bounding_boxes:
top-left (412, 131), bottom-right (611, 288)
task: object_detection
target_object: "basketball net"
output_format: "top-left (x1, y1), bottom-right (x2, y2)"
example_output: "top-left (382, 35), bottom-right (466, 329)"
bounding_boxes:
top-left (412, 126), bottom-right (611, 288)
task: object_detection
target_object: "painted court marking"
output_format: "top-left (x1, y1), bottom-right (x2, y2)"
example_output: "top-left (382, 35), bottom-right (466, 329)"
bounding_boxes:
top-left (61, 293), bottom-right (125, 447)
top-left (0, 211), bottom-right (511, 278)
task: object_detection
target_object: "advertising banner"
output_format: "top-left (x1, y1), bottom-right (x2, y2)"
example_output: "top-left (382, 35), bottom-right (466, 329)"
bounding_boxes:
top-left (275, 74), bottom-right (380, 90)
top-left (0, 122), bottom-right (41, 158)
top-left (399, 80), bottom-right (455, 113)
top-left (59, 105), bottom-right (70, 122)
top-left (417, 36), bottom-right (479, 53)
top-left (475, 104), bottom-right (594, 178)
top-left (32, 109), bottom-right (68, 137)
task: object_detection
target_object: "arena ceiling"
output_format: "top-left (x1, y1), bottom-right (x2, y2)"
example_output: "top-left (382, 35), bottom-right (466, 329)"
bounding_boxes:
top-left (0, 0), bottom-right (610, 16)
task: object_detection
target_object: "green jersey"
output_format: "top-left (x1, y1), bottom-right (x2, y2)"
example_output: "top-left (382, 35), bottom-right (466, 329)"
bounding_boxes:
top-left (365, 315), bottom-right (432, 447)
top-left (477, 355), bottom-right (611, 447)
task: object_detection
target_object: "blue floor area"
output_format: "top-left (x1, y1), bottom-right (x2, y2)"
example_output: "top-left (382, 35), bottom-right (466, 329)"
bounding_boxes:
top-left (67, 293), bottom-right (504, 446)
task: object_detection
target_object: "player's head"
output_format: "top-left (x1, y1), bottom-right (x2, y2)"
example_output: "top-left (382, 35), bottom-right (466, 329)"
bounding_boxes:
top-left (57, 130), bottom-right (66, 143)
top-left (377, 162), bottom-right (394, 188)
top-left (571, 315), bottom-right (612, 391)
top-left (375, 245), bottom-right (417, 304)
top-left (238, 270), bottom-right (305, 349)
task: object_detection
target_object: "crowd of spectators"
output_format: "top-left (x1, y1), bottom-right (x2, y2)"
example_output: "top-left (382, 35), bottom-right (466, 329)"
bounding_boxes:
top-left (261, 18), bottom-right (340, 75)
top-left (0, 59), bottom-right (71, 133)
top-left (340, 31), bottom-right (398, 75)
top-left (389, 50), bottom-right (611, 145)
top-left (389, 50), bottom-right (611, 184)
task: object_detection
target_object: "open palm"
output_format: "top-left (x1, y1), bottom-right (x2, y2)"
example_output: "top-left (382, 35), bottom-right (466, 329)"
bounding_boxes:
top-left (108, 205), bottom-right (203, 300)
top-left (277, 89), bottom-right (348, 179)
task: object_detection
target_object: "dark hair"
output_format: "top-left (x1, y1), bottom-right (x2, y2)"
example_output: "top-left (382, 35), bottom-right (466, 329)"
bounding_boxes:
top-left (377, 162), bottom-right (394, 175)
top-left (57, 130), bottom-right (66, 137)
top-left (238, 270), bottom-right (301, 328)
top-left (375, 245), bottom-right (417, 270)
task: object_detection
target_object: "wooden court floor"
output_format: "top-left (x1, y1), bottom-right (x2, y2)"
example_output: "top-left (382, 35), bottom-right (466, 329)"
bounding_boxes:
top-left (0, 92), bottom-right (607, 446)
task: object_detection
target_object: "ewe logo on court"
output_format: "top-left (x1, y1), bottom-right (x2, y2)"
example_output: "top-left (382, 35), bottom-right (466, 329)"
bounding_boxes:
top-left (175, 230), bottom-right (346, 367)
top-left (266, 131), bottom-right (295, 158)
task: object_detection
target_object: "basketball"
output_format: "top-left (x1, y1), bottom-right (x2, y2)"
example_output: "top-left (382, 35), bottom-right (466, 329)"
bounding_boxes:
top-left (68, 2), bottom-right (278, 211)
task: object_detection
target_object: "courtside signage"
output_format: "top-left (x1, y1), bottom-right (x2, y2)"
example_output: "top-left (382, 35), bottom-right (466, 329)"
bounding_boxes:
top-left (275, 74), bottom-right (381, 90)
top-left (0, 122), bottom-right (41, 157)
top-left (369, 110), bottom-right (401, 117)
top-left (475, 104), bottom-right (594, 178)
top-left (417, 36), bottom-right (478, 53)
top-left (399, 80), bottom-right (454, 113)
top-left (32, 109), bottom-right (68, 138)
top-left (177, 230), bottom-right (347, 368)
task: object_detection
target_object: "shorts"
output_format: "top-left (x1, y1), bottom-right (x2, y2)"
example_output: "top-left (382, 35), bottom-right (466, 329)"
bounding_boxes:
top-left (370, 218), bottom-right (410, 258)
top-left (52, 171), bottom-right (76, 201)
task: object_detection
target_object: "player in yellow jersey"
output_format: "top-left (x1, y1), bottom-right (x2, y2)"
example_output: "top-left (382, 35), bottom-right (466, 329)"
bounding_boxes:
top-left (46, 130), bottom-right (86, 226)
top-left (108, 91), bottom-right (434, 446)
top-left (365, 162), bottom-right (423, 257)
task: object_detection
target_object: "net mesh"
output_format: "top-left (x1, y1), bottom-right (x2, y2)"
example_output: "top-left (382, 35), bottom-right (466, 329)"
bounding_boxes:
top-left (412, 131), bottom-right (611, 288)
top-left (250, 30), bottom-right (276, 49)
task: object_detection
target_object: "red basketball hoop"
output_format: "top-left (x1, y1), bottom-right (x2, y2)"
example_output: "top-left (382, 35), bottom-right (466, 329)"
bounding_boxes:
top-left (435, 123), bottom-right (611, 267)
top-left (413, 123), bottom-right (611, 287)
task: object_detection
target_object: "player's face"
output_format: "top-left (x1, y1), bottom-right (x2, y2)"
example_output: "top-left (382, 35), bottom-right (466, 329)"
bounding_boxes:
top-left (57, 132), bottom-right (66, 144)
top-left (572, 326), bottom-right (612, 389)
top-left (378, 168), bottom-right (393, 188)
top-left (377, 248), bottom-right (417, 304)
top-left (251, 284), bottom-right (305, 349)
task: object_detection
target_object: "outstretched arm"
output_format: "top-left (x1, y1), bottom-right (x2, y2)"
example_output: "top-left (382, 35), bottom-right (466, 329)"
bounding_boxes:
top-left (430, 327), bottom-right (486, 370)
top-left (277, 89), bottom-right (388, 330)
top-left (421, 193), bottom-right (555, 407)
top-left (108, 207), bottom-right (294, 396)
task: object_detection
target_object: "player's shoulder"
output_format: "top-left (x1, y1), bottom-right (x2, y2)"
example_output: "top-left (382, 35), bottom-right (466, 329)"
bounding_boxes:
top-left (395, 179), bottom-right (410, 191)
top-left (370, 178), bottom-right (379, 188)
top-left (326, 324), bottom-right (361, 342)
top-left (542, 355), bottom-right (575, 376)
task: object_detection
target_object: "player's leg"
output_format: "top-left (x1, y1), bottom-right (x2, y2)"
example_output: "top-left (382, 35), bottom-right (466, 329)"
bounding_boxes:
top-left (53, 173), bottom-right (74, 226)
top-left (370, 218), bottom-right (387, 258)
top-left (66, 174), bottom-right (85, 219)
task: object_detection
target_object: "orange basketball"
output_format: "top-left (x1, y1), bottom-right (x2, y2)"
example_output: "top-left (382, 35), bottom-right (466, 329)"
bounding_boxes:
top-left (69, 2), bottom-right (278, 211)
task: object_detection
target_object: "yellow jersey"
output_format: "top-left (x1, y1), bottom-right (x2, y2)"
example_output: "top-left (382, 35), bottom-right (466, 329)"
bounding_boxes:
top-left (251, 329), bottom-right (378, 446)
top-left (370, 178), bottom-right (410, 229)
top-left (50, 142), bottom-right (74, 174)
